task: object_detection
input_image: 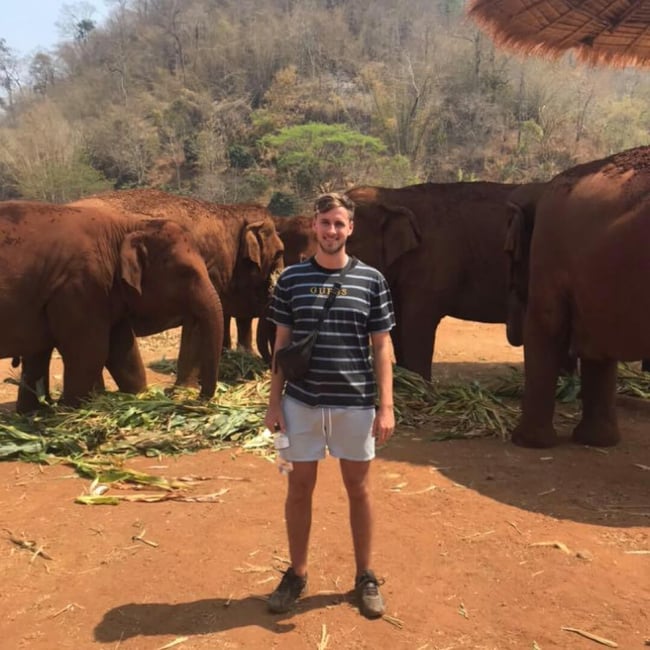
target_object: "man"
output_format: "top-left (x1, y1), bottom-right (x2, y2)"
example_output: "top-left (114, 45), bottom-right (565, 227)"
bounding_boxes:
top-left (264, 192), bottom-right (395, 619)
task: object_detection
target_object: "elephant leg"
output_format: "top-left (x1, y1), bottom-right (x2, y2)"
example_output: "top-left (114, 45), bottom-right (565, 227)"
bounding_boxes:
top-left (642, 359), bottom-right (650, 372)
top-left (223, 314), bottom-right (233, 350)
top-left (511, 317), bottom-right (564, 448)
top-left (236, 317), bottom-right (253, 352)
top-left (175, 321), bottom-right (201, 388)
top-left (106, 319), bottom-right (147, 394)
top-left (46, 295), bottom-right (110, 407)
top-left (16, 350), bottom-right (53, 413)
top-left (59, 340), bottom-right (109, 407)
top-left (393, 302), bottom-right (440, 381)
top-left (572, 359), bottom-right (620, 447)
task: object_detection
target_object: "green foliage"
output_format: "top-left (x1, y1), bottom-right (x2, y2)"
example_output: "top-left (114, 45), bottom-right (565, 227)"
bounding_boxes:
top-left (268, 191), bottom-right (301, 216)
top-left (228, 144), bottom-right (256, 169)
top-left (241, 170), bottom-right (270, 198)
top-left (260, 122), bottom-right (387, 196)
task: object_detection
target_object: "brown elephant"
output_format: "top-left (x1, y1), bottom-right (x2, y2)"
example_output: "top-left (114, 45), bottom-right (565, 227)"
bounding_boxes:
top-left (505, 146), bottom-right (650, 448)
top-left (71, 190), bottom-right (284, 386)
top-left (343, 182), bottom-right (524, 380)
top-left (220, 208), bottom-right (307, 353)
top-left (0, 201), bottom-right (223, 412)
top-left (253, 214), bottom-right (318, 363)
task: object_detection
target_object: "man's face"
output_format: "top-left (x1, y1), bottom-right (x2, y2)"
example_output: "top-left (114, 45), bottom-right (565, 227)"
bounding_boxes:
top-left (312, 206), bottom-right (354, 256)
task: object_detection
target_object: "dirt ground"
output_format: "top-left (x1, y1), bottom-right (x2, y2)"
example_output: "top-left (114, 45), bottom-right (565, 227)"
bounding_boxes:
top-left (0, 319), bottom-right (648, 650)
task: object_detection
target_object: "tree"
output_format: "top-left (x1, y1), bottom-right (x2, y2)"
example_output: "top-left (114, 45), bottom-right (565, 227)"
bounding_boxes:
top-left (29, 53), bottom-right (57, 95)
top-left (56, 2), bottom-right (98, 43)
top-left (85, 107), bottom-right (158, 186)
top-left (0, 39), bottom-right (21, 118)
top-left (0, 100), bottom-right (109, 201)
top-left (260, 122), bottom-right (410, 196)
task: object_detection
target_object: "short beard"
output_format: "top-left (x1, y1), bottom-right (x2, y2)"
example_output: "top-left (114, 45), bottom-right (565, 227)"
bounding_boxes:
top-left (318, 240), bottom-right (345, 255)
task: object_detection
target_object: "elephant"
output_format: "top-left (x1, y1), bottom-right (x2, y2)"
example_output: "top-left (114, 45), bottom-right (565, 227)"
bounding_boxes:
top-left (253, 214), bottom-right (318, 363)
top-left (505, 145), bottom-right (650, 448)
top-left (0, 200), bottom-right (223, 412)
top-left (220, 209), bottom-right (311, 353)
top-left (342, 182), bottom-right (525, 380)
top-left (70, 190), bottom-right (284, 387)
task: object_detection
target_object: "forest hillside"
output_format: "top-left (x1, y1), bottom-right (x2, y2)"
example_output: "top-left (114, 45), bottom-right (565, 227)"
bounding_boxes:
top-left (2, 0), bottom-right (650, 213)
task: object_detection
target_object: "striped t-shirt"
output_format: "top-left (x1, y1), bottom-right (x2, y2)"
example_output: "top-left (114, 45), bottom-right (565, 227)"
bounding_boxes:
top-left (269, 256), bottom-right (395, 408)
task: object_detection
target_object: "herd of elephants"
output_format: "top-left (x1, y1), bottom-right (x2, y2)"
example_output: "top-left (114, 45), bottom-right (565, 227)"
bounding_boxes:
top-left (1, 145), bottom-right (649, 449)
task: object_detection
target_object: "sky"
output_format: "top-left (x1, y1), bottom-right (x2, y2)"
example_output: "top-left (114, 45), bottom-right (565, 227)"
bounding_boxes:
top-left (1, 0), bottom-right (108, 58)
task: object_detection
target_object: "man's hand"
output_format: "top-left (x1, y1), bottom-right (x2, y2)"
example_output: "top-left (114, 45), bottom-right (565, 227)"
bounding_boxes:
top-left (372, 404), bottom-right (394, 445)
top-left (264, 406), bottom-right (286, 434)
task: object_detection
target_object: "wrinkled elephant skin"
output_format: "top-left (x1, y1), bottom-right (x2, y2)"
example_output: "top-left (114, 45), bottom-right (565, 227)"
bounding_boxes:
top-left (345, 183), bottom-right (521, 380)
top-left (508, 146), bottom-right (650, 447)
top-left (0, 201), bottom-right (223, 412)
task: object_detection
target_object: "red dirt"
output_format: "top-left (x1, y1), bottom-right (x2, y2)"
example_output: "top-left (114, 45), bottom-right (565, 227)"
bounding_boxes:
top-left (0, 319), bottom-right (648, 650)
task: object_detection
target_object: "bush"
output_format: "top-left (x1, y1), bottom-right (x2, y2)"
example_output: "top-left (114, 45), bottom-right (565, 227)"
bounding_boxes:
top-left (228, 144), bottom-right (256, 169)
top-left (268, 191), bottom-right (300, 216)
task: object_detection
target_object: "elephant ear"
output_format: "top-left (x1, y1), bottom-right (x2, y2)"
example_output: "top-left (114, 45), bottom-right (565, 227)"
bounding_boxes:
top-left (504, 200), bottom-right (534, 263)
top-left (240, 220), bottom-right (264, 269)
top-left (381, 205), bottom-right (421, 268)
top-left (504, 204), bottom-right (523, 261)
top-left (120, 232), bottom-right (148, 295)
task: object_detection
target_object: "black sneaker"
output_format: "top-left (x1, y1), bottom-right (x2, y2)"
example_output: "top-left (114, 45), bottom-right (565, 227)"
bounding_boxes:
top-left (267, 567), bottom-right (307, 613)
top-left (355, 570), bottom-right (385, 618)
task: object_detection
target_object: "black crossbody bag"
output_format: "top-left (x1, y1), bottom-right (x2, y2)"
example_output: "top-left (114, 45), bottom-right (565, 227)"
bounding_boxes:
top-left (273, 257), bottom-right (358, 382)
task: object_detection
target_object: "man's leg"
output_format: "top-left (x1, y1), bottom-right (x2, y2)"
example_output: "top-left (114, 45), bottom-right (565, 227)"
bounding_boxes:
top-left (340, 458), bottom-right (385, 619)
top-left (268, 460), bottom-right (318, 613)
top-left (339, 459), bottom-right (372, 573)
top-left (286, 460), bottom-right (319, 576)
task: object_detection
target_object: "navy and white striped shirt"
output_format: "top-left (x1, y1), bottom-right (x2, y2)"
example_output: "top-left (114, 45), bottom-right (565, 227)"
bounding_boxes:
top-left (270, 257), bottom-right (395, 408)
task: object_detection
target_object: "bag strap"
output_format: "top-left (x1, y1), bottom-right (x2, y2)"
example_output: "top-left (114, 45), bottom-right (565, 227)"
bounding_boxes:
top-left (313, 256), bottom-right (358, 331)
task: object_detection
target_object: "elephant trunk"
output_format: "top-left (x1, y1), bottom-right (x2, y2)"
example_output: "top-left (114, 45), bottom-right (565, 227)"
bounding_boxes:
top-left (196, 285), bottom-right (224, 399)
top-left (256, 307), bottom-right (276, 365)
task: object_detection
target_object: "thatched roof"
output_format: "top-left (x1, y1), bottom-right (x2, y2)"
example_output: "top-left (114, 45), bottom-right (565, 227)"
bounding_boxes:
top-left (468, 0), bottom-right (650, 68)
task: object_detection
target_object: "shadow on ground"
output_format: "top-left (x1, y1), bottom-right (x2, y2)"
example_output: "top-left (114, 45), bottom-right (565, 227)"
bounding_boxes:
top-left (383, 406), bottom-right (649, 530)
top-left (94, 592), bottom-right (352, 642)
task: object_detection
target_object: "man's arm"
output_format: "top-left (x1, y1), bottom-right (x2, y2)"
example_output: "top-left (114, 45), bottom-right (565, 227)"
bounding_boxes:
top-left (264, 324), bottom-right (292, 433)
top-left (371, 330), bottom-right (395, 444)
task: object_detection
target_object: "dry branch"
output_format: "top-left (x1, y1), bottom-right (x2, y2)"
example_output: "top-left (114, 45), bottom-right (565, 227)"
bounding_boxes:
top-left (561, 626), bottom-right (618, 647)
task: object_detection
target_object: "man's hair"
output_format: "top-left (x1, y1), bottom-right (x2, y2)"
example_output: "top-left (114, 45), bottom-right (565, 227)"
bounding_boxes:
top-left (313, 192), bottom-right (355, 219)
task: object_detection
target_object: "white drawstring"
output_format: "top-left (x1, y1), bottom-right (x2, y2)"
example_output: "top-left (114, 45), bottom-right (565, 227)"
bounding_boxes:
top-left (321, 407), bottom-right (333, 439)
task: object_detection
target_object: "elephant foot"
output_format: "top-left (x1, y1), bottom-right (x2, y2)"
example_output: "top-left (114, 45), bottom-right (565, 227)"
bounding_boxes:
top-left (16, 384), bottom-right (52, 414)
top-left (572, 419), bottom-right (620, 447)
top-left (173, 378), bottom-right (200, 391)
top-left (16, 394), bottom-right (51, 414)
top-left (511, 421), bottom-right (559, 448)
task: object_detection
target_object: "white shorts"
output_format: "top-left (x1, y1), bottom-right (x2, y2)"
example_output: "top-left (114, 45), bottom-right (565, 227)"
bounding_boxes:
top-left (280, 395), bottom-right (376, 462)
